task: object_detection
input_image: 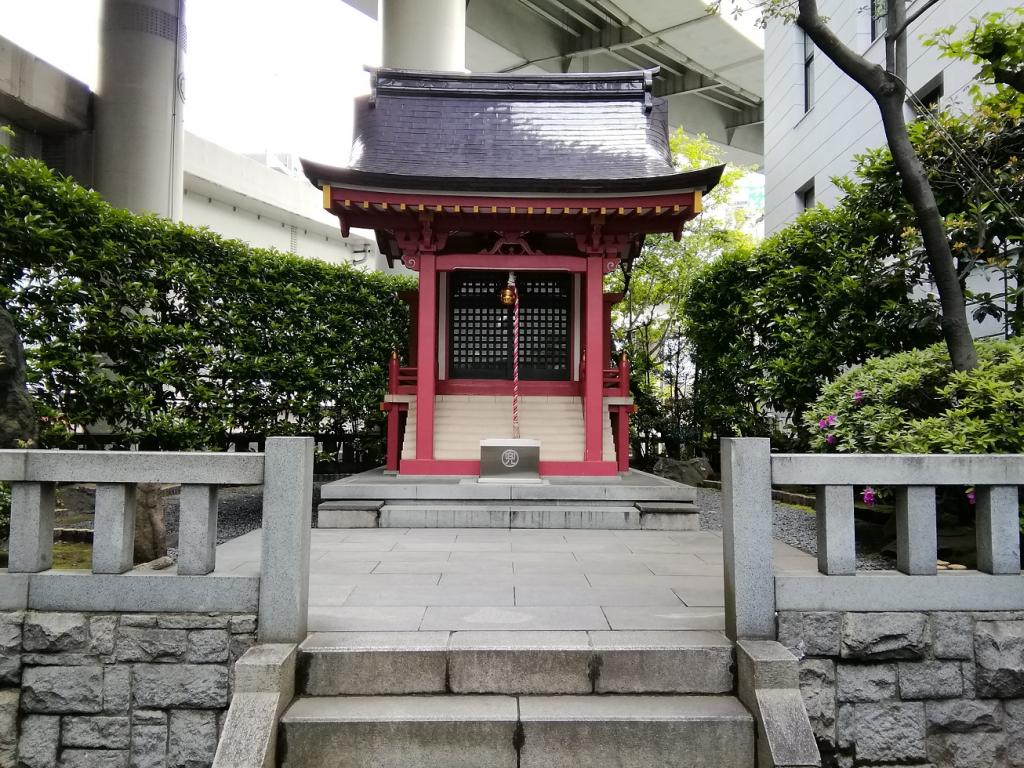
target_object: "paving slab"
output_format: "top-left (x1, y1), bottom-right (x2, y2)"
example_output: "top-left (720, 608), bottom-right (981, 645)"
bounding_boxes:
top-left (420, 606), bottom-right (610, 631)
top-left (602, 606), bottom-right (726, 631)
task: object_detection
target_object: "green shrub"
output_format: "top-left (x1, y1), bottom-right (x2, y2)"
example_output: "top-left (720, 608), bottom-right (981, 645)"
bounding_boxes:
top-left (805, 337), bottom-right (1024, 454)
top-left (0, 144), bottom-right (415, 450)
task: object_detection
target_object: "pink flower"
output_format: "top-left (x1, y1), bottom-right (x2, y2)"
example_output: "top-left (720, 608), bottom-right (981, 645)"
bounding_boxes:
top-left (966, 488), bottom-right (976, 505)
top-left (818, 418), bottom-right (828, 430)
top-left (827, 414), bottom-right (837, 426)
top-left (862, 486), bottom-right (876, 506)
top-left (825, 434), bottom-right (837, 445)
top-left (853, 390), bottom-right (864, 405)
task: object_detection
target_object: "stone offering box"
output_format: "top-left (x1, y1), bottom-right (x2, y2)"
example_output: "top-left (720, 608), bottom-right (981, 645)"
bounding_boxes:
top-left (479, 438), bottom-right (542, 483)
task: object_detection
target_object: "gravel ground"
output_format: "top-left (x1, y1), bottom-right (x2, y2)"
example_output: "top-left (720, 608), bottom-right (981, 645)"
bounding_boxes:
top-left (696, 486), bottom-right (895, 570)
top-left (164, 480), bottom-right (331, 559)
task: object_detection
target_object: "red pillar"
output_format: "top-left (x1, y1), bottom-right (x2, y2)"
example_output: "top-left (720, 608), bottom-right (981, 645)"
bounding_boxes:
top-left (584, 255), bottom-right (604, 462)
top-left (385, 405), bottom-right (400, 471)
top-left (414, 252), bottom-right (437, 462)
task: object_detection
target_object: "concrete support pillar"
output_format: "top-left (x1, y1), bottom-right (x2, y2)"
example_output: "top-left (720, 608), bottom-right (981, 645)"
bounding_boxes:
top-left (92, 483), bottom-right (138, 574)
top-left (177, 484), bottom-right (219, 575)
top-left (380, 0), bottom-right (465, 71)
top-left (895, 486), bottom-right (937, 575)
top-left (815, 485), bottom-right (856, 576)
top-left (95, 0), bottom-right (186, 219)
top-left (259, 437), bottom-right (314, 643)
top-left (976, 486), bottom-right (1020, 574)
top-left (7, 482), bottom-right (56, 573)
top-left (721, 438), bottom-right (775, 641)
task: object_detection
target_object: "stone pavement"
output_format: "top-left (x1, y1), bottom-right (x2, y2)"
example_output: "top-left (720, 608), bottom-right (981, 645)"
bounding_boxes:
top-left (215, 528), bottom-right (815, 633)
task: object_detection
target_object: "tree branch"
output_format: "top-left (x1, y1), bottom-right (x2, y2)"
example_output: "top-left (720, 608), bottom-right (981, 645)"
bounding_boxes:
top-left (797, 0), bottom-right (887, 97)
top-left (889, 0), bottom-right (941, 42)
top-left (992, 67), bottom-right (1024, 94)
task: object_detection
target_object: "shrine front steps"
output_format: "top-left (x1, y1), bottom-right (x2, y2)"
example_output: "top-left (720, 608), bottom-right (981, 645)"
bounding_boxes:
top-left (402, 396), bottom-right (617, 463)
top-left (317, 500), bottom-right (700, 530)
top-left (278, 630), bottom-right (754, 768)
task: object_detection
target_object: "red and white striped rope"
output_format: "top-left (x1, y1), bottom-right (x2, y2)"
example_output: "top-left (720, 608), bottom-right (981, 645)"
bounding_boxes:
top-left (512, 287), bottom-right (520, 439)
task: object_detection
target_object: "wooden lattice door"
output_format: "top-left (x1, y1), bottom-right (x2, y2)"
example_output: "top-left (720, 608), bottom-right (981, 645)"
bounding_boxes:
top-left (448, 271), bottom-right (570, 380)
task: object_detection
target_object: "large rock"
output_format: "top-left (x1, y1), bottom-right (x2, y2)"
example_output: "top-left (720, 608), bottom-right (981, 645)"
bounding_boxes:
top-left (778, 611), bottom-right (842, 658)
top-left (57, 750), bottom-right (129, 768)
top-left (17, 714), bottom-right (59, 768)
top-left (841, 612), bottom-right (928, 660)
top-left (842, 702), bottom-right (927, 763)
top-left (20, 666), bottom-right (103, 714)
top-left (927, 733), bottom-right (1007, 768)
top-left (22, 613), bottom-right (89, 653)
top-left (131, 665), bottom-right (228, 709)
top-left (925, 700), bottom-right (1002, 734)
top-left (0, 613), bottom-right (23, 685)
top-left (0, 305), bottom-right (37, 447)
top-left (932, 613), bottom-right (975, 661)
top-left (186, 630), bottom-right (229, 664)
top-left (129, 725), bottom-right (167, 768)
top-left (974, 621), bottom-right (1024, 698)
top-left (0, 689), bottom-right (18, 768)
top-left (836, 663), bottom-right (896, 702)
top-left (167, 710), bottom-right (219, 768)
top-left (898, 661), bottom-right (963, 700)
top-left (799, 659), bottom-right (836, 747)
top-left (61, 716), bottom-right (130, 750)
top-left (1006, 700), bottom-right (1024, 768)
top-left (114, 628), bottom-right (186, 663)
top-left (652, 456), bottom-right (712, 487)
top-left (102, 667), bottom-right (130, 714)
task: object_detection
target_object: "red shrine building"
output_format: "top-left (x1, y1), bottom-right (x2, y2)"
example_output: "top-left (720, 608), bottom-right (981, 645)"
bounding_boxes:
top-left (304, 68), bottom-right (721, 478)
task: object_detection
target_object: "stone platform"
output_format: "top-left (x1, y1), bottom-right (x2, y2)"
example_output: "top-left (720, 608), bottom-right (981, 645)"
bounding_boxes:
top-left (318, 468), bottom-right (699, 530)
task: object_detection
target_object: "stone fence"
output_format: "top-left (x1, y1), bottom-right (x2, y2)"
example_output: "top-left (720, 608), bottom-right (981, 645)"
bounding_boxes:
top-left (721, 438), bottom-right (1024, 767)
top-left (1, 437), bottom-right (313, 643)
top-left (0, 437), bottom-right (313, 768)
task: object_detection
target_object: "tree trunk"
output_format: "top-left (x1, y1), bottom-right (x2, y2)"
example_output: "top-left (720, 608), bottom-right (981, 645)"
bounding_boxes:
top-left (875, 94), bottom-right (978, 369)
top-left (134, 483), bottom-right (167, 563)
top-left (796, 0), bottom-right (978, 371)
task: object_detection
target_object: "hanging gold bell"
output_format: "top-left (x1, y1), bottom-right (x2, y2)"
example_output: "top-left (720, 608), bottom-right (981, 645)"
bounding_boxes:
top-left (499, 285), bottom-right (516, 306)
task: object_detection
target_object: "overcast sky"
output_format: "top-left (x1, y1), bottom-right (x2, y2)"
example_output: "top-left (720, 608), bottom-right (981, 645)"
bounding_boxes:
top-left (1, 0), bottom-right (380, 166)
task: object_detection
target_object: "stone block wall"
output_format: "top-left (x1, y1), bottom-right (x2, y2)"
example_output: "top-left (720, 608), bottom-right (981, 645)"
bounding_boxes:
top-left (778, 610), bottom-right (1024, 768)
top-left (0, 610), bottom-right (256, 768)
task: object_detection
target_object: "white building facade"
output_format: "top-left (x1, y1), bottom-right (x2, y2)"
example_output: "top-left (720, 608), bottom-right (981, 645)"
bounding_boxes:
top-left (763, 0), bottom-right (1019, 338)
top-left (763, 0), bottom-right (1011, 233)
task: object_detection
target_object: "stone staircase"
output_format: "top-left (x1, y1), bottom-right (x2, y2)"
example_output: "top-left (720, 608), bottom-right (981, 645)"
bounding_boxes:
top-left (402, 395), bottom-right (616, 462)
top-left (278, 630), bottom-right (754, 767)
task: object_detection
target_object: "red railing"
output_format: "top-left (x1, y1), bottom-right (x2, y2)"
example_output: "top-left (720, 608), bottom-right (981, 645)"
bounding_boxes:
top-left (388, 352), bottom-right (417, 394)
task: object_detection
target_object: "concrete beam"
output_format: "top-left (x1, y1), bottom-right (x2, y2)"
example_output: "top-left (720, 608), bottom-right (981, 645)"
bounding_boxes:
top-left (775, 573), bottom-right (1024, 612)
top-left (27, 573), bottom-right (259, 613)
top-left (0, 34), bottom-right (91, 133)
top-left (0, 450), bottom-right (264, 485)
top-left (771, 453), bottom-right (1024, 486)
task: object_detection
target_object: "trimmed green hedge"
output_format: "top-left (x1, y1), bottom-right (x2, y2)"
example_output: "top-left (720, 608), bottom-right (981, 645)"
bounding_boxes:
top-left (805, 337), bottom-right (1024, 454)
top-left (0, 145), bottom-right (414, 450)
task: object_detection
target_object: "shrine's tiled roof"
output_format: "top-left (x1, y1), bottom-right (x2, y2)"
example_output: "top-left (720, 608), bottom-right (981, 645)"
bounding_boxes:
top-left (303, 68), bottom-right (723, 196)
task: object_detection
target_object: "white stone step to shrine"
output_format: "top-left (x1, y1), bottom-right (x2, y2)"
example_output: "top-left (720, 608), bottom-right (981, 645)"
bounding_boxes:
top-left (402, 397), bottom-right (615, 462)
top-left (279, 694), bottom-right (753, 768)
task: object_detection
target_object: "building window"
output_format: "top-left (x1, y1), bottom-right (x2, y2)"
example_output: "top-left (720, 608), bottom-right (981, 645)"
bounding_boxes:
top-left (798, 180), bottom-right (815, 211)
top-left (870, 0), bottom-right (887, 41)
top-left (914, 75), bottom-right (944, 117)
top-left (803, 31), bottom-right (814, 112)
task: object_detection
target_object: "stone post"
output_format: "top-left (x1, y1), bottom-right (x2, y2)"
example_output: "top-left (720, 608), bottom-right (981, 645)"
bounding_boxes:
top-left (721, 438), bottom-right (775, 640)
top-left (177, 484), bottom-right (219, 576)
top-left (895, 486), bottom-right (937, 575)
top-left (975, 486), bottom-right (1020, 574)
top-left (8, 482), bottom-right (55, 573)
top-left (258, 437), bottom-right (314, 643)
top-left (92, 482), bottom-right (138, 574)
top-left (815, 485), bottom-right (855, 575)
